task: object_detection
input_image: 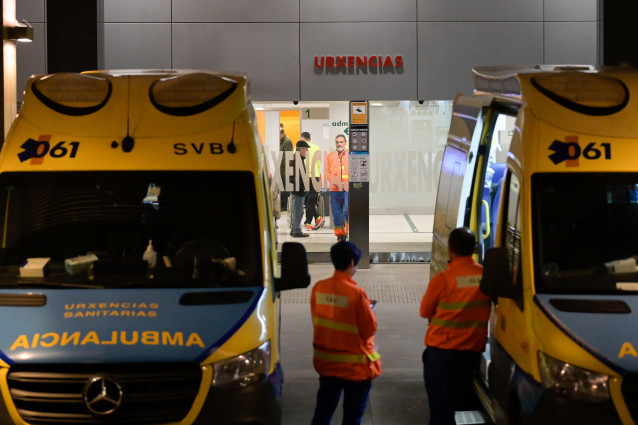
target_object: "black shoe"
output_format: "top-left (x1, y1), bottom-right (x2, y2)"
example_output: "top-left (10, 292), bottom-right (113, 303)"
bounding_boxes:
top-left (290, 231), bottom-right (309, 238)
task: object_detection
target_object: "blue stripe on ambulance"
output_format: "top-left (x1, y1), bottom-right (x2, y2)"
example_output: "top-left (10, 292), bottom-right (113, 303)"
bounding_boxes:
top-left (535, 294), bottom-right (638, 375)
top-left (193, 287), bottom-right (264, 363)
top-left (0, 287), bottom-right (264, 365)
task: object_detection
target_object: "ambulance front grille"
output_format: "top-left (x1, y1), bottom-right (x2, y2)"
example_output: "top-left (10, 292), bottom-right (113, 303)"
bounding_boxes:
top-left (6, 363), bottom-right (202, 424)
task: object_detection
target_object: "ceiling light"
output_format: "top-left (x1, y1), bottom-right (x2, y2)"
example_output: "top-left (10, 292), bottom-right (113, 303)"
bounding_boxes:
top-left (4, 25), bottom-right (34, 42)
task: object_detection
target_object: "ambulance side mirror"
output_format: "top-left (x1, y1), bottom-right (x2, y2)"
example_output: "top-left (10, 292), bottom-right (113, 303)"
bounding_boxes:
top-left (275, 242), bottom-right (310, 291)
top-left (481, 247), bottom-right (516, 299)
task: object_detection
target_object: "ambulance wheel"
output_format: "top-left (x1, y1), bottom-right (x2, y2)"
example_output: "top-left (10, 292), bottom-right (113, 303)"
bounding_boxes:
top-left (506, 397), bottom-right (526, 425)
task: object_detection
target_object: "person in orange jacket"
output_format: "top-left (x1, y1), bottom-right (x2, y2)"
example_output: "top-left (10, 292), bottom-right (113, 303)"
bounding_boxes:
top-left (325, 134), bottom-right (349, 241)
top-left (310, 241), bottom-right (381, 425)
top-left (420, 227), bottom-right (491, 425)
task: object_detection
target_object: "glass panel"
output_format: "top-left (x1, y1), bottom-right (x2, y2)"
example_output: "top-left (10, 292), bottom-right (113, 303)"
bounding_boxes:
top-left (432, 145), bottom-right (466, 237)
top-left (0, 171), bottom-right (260, 288)
top-left (369, 101), bottom-right (452, 214)
top-left (255, 100), bottom-right (453, 261)
top-left (533, 172), bottom-right (638, 294)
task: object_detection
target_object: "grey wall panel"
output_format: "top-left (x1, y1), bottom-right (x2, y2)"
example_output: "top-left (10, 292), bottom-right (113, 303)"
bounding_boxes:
top-left (17, 22), bottom-right (46, 102)
top-left (171, 24), bottom-right (299, 101)
top-left (418, 0), bottom-right (542, 21)
top-left (300, 23), bottom-right (417, 100)
top-left (173, 0), bottom-right (299, 23)
top-left (104, 24), bottom-right (172, 69)
top-left (301, 0), bottom-right (415, 22)
top-left (104, 0), bottom-right (171, 22)
top-left (418, 23), bottom-right (543, 100)
top-left (17, 0), bottom-right (45, 22)
top-left (544, 0), bottom-right (598, 21)
top-left (544, 22), bottom-right (599, 65)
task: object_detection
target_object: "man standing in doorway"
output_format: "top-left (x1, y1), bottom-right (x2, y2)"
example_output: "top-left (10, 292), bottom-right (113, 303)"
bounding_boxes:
top-left (326, 134), bottom-right (349, 242)
top-left (302, 131), bottom-right (325, 231)
top-left (419, 227), bottom-right (491, 425)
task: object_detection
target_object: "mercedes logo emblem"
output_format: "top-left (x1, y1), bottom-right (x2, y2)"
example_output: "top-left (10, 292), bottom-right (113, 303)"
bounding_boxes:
top-left (83, 375), bottom-right (123, 416)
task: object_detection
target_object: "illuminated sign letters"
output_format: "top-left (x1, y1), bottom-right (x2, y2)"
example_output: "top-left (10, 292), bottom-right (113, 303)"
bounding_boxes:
top-left (314, 55), bottom-right (404, 73)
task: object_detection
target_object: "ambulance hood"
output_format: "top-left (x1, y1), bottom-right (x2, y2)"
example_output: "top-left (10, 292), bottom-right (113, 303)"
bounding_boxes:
top-left (0, 288), bottom-right (264, 365)
top-left (536, 294), bottom-right (638, 374)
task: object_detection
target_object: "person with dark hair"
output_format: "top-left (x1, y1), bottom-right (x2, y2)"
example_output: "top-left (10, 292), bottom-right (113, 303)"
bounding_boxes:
top-left (310, 241), bottom-right (381, 425)
top-left (301, 131), bottom-right (325, 231)
top-left (419, 227), bottom-right (491, 425)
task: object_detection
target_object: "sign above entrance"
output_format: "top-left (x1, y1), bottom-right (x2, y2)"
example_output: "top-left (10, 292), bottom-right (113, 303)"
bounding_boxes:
top-left (314, 55), bottom-right (403, 71)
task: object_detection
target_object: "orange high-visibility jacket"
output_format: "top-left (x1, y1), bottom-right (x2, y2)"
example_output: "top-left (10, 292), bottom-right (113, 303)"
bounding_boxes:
top-left (311, 271), bottom-right (381, 381)
top-left (325, 150), bottom-right (349, 192)
top-left (420, 256), bottom-right (491, 352)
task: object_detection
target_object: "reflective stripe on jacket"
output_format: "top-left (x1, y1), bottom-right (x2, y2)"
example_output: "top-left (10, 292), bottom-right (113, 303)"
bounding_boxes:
top-left (311, 270), bottom-right (381, 381)
top-left (325, 150), bottom-right (349, 192)
top-left (420, 256), bottom-right (491, 352)
top-left (306, 141), bottom-right (322, 179)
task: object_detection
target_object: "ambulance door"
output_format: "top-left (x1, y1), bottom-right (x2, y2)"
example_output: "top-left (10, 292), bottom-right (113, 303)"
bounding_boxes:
top-left (485, 171), bottom-right (527, 425)
top-left (432, 94), bottom-right (491, 275)
top-left (471, 105), bottom-right (518, 262)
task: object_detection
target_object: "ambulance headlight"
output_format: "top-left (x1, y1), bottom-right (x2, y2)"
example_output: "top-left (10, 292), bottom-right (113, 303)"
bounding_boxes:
top-left (212, 341), bottom-right (270, 389)
top-left (538, 351), bottom-right (609, 402)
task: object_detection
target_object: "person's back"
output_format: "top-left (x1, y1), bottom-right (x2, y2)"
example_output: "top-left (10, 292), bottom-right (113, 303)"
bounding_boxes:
top-left (420, 227), bottom-right (490, 425)
top-left (421, 255), bottom-right (489, 351)
top-left (310, 241), bottom-right (381, 425)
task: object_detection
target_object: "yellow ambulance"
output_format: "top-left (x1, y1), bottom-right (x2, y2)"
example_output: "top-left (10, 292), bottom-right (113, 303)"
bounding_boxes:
top-left (433, 65), bottom-right (638, 424)
top-left (0, 70), bottom-right (309, 425)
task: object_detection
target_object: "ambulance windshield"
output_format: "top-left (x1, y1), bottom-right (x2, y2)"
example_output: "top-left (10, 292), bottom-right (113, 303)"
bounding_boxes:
top-left (0, 171), bottom-right (261, 288)
top-left (533, 172), bottom-right (638, 294)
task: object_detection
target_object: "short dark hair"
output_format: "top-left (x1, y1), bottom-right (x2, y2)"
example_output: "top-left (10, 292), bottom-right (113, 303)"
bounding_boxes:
top-left (301, 131), bottom-right (311, 140)
top-left (330, 241), bottom-right (362, 271)
top-left (448, 227), bottom-right (476, 257)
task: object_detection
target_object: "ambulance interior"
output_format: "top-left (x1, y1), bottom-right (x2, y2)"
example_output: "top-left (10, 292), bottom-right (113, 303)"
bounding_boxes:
top-left (478, 112), bottom-right (515, 256)
top-left (0, 170), bottom-right (261, 287)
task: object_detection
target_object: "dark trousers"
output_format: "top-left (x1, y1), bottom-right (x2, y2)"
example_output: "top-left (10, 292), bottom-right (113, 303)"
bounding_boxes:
top-left (305, 178), bottom-right (320, 225)
top-left (422, 346), bottom-right (481, 425)
top-left (310, 376), bottom-right (372, 425)
top-left (280, 191), bottom-right (290, 210)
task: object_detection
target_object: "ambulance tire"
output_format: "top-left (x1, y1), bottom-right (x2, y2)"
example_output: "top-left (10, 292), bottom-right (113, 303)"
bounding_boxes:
top-left (506, 397), bottom-right (525, 425)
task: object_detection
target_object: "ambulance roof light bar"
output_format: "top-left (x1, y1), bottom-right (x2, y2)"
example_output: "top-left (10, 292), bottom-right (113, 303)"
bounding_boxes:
top-left (472, 64), bottom-right (599, 98)
top-left (31, 73), bottom-right (112, 115)
top-left (149, 73), bottom-right (238, 116)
